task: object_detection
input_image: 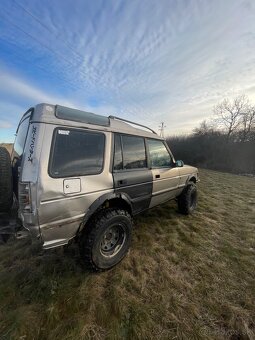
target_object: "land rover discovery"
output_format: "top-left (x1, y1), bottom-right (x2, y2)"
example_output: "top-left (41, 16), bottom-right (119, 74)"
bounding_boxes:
top-left (0, 104), bottom-right (198, 270)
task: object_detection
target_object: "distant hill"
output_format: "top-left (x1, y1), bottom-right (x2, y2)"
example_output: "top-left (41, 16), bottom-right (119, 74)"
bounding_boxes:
top-left (0, 143), bottom-right (13, 155)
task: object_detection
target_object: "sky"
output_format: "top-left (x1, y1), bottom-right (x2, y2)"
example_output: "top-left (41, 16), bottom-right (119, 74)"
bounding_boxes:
top-left (0, 0), bottom-right (255, 142)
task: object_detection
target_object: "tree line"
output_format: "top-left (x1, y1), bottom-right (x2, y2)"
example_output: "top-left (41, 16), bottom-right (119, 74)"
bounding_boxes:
top-left (167, 95), bottom-right (255, 175)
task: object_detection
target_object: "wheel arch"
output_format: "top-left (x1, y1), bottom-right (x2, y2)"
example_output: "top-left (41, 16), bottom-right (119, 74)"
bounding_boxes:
top-left (186, 175), bottom-right (197, 184)
top-left (177, 175), bottom-right (197, 198)
top-left (77, 192), bottom-right (133, 235)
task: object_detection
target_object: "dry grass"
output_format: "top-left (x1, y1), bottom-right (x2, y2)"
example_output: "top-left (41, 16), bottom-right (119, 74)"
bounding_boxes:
top-left (0, 169), bottom-right (254, 339)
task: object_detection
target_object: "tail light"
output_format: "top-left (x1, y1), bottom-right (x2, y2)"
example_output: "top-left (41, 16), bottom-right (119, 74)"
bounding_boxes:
top-left (19, 182), bottom-right (32, 213)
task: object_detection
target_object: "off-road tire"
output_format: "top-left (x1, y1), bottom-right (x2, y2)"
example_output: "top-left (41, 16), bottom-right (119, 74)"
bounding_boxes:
top-left (178, 182), bottom-right (197, 215)
top-left (0, 147), bottom-right (13, 213)
top-left (79, 208), bottom-right (132, 271)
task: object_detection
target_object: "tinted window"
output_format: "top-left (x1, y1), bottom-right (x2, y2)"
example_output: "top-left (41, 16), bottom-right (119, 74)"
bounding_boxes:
top-left (12, 112), bottom-right (31, 197)
top-left (113, 134), bottom-right (123, 170)
top-left (147, 139), bottom-right (172, 168)
top-left (50, 129), bottom-right (105, 177)
top-left (122, 135), bottom-right (146, 169)
top-left (13, 116), bottom-right (30, 158)
top-left (56, 105), bottom-right (110, 126)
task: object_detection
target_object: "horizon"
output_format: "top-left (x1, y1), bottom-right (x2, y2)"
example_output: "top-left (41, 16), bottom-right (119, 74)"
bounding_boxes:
top-left (1, 0), bottom-right (255, 142)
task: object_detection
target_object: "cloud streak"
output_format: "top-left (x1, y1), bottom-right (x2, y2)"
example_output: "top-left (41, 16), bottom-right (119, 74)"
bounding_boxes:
top-left (0, 0), bottom-right (255, 139)
top-left (0, 120), bottom-right (12, 129)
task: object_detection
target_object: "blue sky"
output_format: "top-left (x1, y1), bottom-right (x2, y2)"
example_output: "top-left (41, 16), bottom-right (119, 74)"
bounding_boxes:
top-left (1, 0), bottom-right (255, 142)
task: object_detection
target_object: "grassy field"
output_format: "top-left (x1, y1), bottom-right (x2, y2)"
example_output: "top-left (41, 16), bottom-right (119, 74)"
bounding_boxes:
top-left (0, 169), bottom-right (254, 340)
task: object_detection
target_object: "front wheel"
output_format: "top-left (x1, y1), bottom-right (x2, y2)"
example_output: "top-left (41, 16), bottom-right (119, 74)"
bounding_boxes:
top-left (178, 182), bottom-right (197, 215)
top-left (79, 209), bottom-right (132, 271)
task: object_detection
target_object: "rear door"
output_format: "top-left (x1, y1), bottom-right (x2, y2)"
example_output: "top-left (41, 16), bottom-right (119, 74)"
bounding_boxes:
top-left (113, 134), bottom-right (153, 214)
top-left (147, 138), bottom-right (180, 208)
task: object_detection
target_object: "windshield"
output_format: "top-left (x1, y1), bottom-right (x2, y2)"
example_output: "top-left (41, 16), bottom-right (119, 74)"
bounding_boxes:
top-left (12, 109), bottom-right (33, 196)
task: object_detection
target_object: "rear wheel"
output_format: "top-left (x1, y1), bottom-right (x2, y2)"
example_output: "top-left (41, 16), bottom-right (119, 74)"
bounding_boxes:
top-left (178, 182), bottom-right (197, 215)
top-left (0, 147), bottom-right (13, 213)
top-left (79, 208), bottom-right (132, 271)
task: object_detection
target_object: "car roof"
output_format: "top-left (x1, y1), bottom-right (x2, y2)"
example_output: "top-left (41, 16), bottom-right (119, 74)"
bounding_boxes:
top-left (30, 103), bottom-right (164, 140)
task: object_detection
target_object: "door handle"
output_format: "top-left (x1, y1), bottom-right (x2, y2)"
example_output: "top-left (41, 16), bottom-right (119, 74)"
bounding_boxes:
top-left (155, 174), bottom-right (160, 179)
top-left (117, 179), bottom-right (127, 186)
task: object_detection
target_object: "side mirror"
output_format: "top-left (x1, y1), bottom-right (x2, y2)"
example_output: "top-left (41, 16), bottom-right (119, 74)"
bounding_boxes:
top-left (175, 160), bottom-right (184, 167)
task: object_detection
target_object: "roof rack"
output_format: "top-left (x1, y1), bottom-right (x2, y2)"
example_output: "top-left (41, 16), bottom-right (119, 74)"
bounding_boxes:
top-left (109, 115), bottom-right (157, 134)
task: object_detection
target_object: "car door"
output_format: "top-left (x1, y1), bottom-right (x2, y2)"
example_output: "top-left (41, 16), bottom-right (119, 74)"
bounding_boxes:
top-left (112, 134), bottom-right (153, 214)
top-left (147, 138), bottom-right (180, 208)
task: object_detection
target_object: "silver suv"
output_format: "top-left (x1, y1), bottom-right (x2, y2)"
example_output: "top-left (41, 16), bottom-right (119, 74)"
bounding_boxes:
top-left (0, 104), bottom-right (198, 270)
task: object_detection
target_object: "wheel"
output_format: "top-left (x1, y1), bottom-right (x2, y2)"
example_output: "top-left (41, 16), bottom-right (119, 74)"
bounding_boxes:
top-left (178, 182), bottom-right (197, 215)
top-left (0, 147), bottom-right (13, 213)
top-left (79, 208), bottom-right (132, 271)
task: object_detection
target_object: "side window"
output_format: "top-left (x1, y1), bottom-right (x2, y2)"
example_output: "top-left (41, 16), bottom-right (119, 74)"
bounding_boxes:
top-left (113, 134), bottom-right (123, 170)
top-left (147, 139), bottom-right (172, 168)
top-left (50, 128), bottom-right (105, 177)
top-left (122, 135), bottom-right (146, 169)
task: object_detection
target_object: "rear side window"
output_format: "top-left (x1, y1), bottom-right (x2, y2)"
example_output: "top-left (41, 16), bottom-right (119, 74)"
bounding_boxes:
top-left (147, 139), bottom-right (172, 168)
top-left (50, 128), bottom-right (105, 177)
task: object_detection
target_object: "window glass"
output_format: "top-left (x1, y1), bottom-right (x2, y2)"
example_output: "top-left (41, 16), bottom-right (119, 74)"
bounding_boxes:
top-left (13, 116), bottom-right (30, 158)
top-left (122, 135), bottom-right (146, 169)
top-left (56, 105), bottom-right (110, 126)
top-left (12, 112), bottom-right (31, 197)
top-left (50, 129), bottom-right (105, 177)
top-left (147, 139), bottom-right (172, 168)
top-left (113, 134), bottom-right (123, 170)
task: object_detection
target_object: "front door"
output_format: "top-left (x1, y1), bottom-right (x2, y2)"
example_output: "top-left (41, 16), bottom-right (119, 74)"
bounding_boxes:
top-left (112, 134), bottom-right (153, 214)
top-left (146, 139), bottom-right (180, 208)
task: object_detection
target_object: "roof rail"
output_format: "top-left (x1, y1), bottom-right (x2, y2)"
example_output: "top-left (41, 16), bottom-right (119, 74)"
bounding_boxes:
top-left (109, 115), bottom-right (157, 134)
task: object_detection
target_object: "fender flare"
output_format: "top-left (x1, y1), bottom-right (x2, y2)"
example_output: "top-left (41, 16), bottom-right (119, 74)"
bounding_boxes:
top-left (186, 174), bottom-right (197, 185)
top-left (78, 192), bottom-right (133, 233)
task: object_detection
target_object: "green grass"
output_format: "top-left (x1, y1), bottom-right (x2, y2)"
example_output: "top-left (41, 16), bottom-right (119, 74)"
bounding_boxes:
top-left (0, 169), bottom-right (255, 339)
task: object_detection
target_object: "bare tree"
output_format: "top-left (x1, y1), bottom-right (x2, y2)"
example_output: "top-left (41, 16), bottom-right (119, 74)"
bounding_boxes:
top-left (193, 120), bottom-right (214, 136)
top-left (213, 95), bottom-right (249, 139)
top-left (239, 105), bottom-right (255, 142)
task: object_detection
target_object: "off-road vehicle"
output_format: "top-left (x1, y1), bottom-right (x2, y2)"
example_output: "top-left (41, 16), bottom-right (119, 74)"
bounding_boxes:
top-left (0, 104), bottom-right (198, 270)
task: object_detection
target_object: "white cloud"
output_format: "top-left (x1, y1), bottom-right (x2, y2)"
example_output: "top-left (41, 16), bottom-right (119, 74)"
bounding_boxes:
top-left (1, 0), bottom-right (255, 138)
top-left (0, 120), bottom-right (12, 129)
top-left (0, 69), bottom-right (120, 132)
top-left (0, 71), bottom-right (76, 108)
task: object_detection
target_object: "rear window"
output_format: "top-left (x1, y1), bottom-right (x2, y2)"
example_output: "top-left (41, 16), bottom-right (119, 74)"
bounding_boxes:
top-left (49, 128), bottom-right (105, 177)
top-left (13, 114), bottom-right (31, 159)
top-left (12, 110), bottom-right (32, 197)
